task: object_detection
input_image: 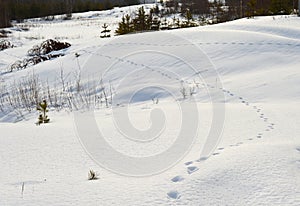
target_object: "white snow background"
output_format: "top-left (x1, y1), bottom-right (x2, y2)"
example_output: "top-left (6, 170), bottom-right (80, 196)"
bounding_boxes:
top-left (0, 4), bottom-right (299, 206)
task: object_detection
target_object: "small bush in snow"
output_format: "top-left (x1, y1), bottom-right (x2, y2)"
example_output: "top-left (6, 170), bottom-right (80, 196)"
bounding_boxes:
top-left (0, 40), bottom-right (13, 51)
top-left (10, 39), bottom-right (71, 72)
top-left (36, 100), bottom-right (50, 125)
top-left (88, 169), bottom-right (99, 180)
top-left (28, 39), bottom-right (71, 56)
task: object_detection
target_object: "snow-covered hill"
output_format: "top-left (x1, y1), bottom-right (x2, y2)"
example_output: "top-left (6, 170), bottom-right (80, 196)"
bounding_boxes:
top-left (0, 5), bottom-right (299, 205)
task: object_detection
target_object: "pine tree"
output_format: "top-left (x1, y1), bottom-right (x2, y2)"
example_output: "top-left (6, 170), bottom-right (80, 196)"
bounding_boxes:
top-left (100, 23), bottom-right (111, 38)
top-left (151, 16), bottom-right (160, 30)
top-left (160, 17), bottom-right (168, 30)
top-left (133, 7), bottom-right (147, 31)
top-left (37, 100), bottom-right (50, 125)
top-left (246, 0), bottom-right (257, 18)
top-left (65, 0), bottom-right (73, 20)
top-left (115, 14), bottom-right (132, 35)
top-left (182, 8), bottom-right (195, 27)
top-left (146, 10), bottom-right (153, 30)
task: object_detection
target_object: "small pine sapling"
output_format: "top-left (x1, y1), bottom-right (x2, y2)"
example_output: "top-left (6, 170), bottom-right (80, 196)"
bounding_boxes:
top-left (37, 100), bottom-right (50, 125)
top-left (100, 23), bottom-right (111, 38)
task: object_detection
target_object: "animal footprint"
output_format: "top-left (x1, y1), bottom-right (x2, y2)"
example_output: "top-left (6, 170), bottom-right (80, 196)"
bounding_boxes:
top-left (171, 176), bottom-right (184, 183)
top-left (196, 157), bottom-right (208, 162)
top-left (167, 190), bottom-right (181, 200)
top-left (187, 166), bottom-right (199, 174)
top-left (185, 161), bottom-right (193, 166)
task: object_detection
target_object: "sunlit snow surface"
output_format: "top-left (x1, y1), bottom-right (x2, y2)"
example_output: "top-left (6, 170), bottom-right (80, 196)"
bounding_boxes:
top-left (0, 6), bottom-right (300, 205)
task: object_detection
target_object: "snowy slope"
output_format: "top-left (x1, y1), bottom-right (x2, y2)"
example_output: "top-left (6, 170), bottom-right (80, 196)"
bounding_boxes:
top-left (0, 6), bottom-right (300, 206)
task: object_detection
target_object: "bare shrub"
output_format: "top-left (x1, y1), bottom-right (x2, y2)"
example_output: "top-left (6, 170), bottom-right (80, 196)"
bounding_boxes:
top-left (27, 39), bottom-right (71, 56)
top-left (0, 40), bottom-right (13, 51)
top-left (10, 39), bottom-right (70, 72)
top-left (88, 169), bottom-right (99, 180)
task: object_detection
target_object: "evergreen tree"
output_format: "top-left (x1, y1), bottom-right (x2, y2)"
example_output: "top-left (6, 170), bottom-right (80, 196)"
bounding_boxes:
top-left (151, 16), bottom-right (160, 30)
top-left (100, 23), bottom-right (111, 38)
top-left (64, 0), bottom-right (73, 20)
top-left (270, 0), bottom-right (293, 14)
top-left (133, 6), bottom-right (147, 31)
top-left (182, 8), bottom-right (196, 27)
top-left (246, 0), bottom-right (257, 17)
top-left (146, 10), bottom-right (153, 30)
top-left (160, 17), bottom-right (168, 30)
top-left (115, 14), bottom-right (132, 35)
top-left (37, 100), bottom-right (50, 125)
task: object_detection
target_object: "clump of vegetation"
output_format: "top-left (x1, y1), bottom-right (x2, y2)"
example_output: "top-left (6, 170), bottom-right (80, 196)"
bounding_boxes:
top-left (0, 29), bottom-right (11, 38)
top-left (88, 169), bottom-right (99, 180)
top-left (36, 100), bottom-right (50, 125)
top-left (10, 39), bottom-right (71, 72)
top-left (27, 39), bottom-right (71, 56)
top-left (0, 40), bottom-right (13, 51)
top-left (115, 6), bottom-right (198, 36)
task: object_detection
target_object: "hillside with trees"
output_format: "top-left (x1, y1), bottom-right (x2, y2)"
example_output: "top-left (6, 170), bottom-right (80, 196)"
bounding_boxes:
top-left (0, 0), bottom-right (299, 29)
top-left (0, 0), bottom-right (140, 28)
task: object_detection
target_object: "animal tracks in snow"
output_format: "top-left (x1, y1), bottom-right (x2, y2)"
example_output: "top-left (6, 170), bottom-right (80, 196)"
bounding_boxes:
top-left (168, 84), bottom-right (277, 201)
top-left (171, 176), bottom-right (184, 183)
top-left (86, 40), bottom-right (276, 202)
top-left (167, 190), bottom-right (181, 200)
top-left (187, 166), bottom-right (199, 174)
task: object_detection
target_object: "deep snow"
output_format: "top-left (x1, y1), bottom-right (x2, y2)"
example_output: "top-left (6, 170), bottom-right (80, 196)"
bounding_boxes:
top-left (0, 6), bottom-right (300, 206)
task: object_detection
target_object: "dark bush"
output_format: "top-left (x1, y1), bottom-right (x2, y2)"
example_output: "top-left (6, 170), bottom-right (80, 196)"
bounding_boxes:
top-left (28, 39), bottom-right (71, 56)
top-left (0, 40), bottom-right (13, 51)
top-left (10, 39), bottom-right (71, 72)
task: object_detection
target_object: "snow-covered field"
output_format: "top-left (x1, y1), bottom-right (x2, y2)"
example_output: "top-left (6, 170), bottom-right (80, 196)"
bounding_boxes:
top-left (0, 5), bottom-right (300, 205)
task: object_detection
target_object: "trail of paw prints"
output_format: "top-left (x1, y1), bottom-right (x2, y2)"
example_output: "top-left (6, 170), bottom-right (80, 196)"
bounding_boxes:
top-left (207, 86), bottom-right (276, 144)
top-left (167, 85), bottom-right (277, 200)
top-left (220, 88), bottom-right (276, 142)
top-left (167, 190), bottom-right (181, 200)
top-left (101, 41), bottom-right (300, 49)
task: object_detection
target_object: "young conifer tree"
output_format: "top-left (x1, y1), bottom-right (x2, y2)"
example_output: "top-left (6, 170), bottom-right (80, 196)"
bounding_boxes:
top-left (37, 100), bottom-right (50, 125)
top-left (100, 23), bottom-right (111, 38)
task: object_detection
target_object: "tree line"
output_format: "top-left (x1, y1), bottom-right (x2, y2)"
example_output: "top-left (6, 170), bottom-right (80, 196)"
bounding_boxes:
top-left (1, 0), bottom-right (298, 29)
top-left (164, 0), bottom-right (298, 22)
top-left (115, 1), bottom-right (298, 36)
top-left (115, 6), bottom-right (198, 35)
top-left (0, 0), bottom-right (140, 28)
